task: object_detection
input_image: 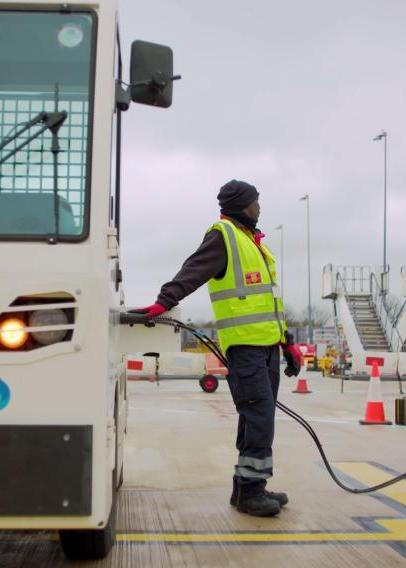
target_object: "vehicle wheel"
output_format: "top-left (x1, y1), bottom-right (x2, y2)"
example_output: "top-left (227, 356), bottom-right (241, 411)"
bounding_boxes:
top-left (59, 475), bottom-right (117, 560)
top-left (199, 375), bottom-right (219, 393)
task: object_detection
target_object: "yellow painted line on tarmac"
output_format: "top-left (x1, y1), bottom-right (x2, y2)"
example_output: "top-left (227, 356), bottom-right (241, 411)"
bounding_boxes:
top-left (335, 462), bottom-right (406, 506)
top-left (117, 519), bottom-right (406, 543)
top-left (2, 462), bottom-right (405, 550)
top-left (117, 462), bottom-right (406, 546)
top-left (1, 521), bottom-right (405, 546)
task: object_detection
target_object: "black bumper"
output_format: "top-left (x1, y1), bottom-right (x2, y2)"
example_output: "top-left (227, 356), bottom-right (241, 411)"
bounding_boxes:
top-left (0, 425), bottom-right (92, 516)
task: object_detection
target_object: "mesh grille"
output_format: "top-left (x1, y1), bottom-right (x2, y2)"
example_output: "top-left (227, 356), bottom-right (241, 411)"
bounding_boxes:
top-left (0, 93), bottom-right (88, 232)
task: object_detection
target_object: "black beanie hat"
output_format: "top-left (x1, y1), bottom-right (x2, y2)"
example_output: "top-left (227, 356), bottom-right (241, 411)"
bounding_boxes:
top-left (217, 179), bottom-right (259, 212)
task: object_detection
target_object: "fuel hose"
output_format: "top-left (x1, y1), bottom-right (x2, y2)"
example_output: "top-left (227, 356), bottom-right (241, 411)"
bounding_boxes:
top-left (120, 311), bottom-right (406, 494)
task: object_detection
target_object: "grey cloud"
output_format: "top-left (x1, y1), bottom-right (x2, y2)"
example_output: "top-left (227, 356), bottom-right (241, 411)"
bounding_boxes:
top-left (118, 0), bottom-right (406, 319)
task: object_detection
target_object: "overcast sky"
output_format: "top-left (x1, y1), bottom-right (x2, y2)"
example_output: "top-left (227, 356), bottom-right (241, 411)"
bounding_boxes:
top-left (117, 0), bottom-right (406, 321)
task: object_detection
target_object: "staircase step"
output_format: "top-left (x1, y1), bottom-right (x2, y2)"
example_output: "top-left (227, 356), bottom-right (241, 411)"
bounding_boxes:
top-left (357, 324), bottom-right (385, 329)
top-left (353, 312), bottom-right (378, 315)
top-left (361, 331), bottom-right (386, 336)
top-left (346, 293), bottom-right (395, 352)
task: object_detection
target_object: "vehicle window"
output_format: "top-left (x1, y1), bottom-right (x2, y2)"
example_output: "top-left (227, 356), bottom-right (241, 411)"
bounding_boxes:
top-left (0, 10), bottom-right (96, 240)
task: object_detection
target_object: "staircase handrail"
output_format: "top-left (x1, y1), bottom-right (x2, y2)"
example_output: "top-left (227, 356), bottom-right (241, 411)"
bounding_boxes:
top-left (334, 265), bottom-right (371, 295)
top-left (393, 298), bottom-right (406, 327)
top-left (331, 271), bottom-right (350, 354)
top-left (335, 271), bottom-right (350, 297)
top-left (370, 272), bottom-right (404, 352)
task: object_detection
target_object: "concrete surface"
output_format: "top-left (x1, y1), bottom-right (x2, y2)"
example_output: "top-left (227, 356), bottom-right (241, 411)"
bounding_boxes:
top-left (0, 370), bottom-right (405, 567)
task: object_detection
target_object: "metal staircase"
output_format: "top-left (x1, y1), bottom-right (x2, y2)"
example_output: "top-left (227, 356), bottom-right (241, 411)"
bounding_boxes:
top-left (323, 265), bottom-right (406, 378)
top-left (347, 294), bottom-right (390, 351)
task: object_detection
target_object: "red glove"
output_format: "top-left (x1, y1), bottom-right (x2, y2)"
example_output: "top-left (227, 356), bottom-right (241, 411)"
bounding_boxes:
top-left (130, 303), bottom-right (166, 319)
top-left (281, 332), bottom-right (303, 377)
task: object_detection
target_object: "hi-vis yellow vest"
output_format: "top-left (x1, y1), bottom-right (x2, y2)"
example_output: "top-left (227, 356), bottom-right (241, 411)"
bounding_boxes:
top-left (208, 220), bottom-right (287, 354)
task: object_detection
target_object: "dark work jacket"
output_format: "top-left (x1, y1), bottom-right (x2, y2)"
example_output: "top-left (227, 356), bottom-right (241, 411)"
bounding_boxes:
top-left (157, 230), bottom-right (228, 309)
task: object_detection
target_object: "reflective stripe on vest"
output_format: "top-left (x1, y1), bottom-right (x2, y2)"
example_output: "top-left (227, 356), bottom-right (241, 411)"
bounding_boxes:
top-left (210, 283), bottom-right (282, 302)
top-left (223, 222), bottom-right (245, 287)
top-left (210, 284), bottom-right (271, 301)
top-left (216, 311), bottom-right (283, 330)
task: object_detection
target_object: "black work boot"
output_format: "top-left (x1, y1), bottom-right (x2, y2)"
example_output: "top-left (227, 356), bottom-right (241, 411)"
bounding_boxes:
top-left (230, 477), bottom-right (288, 508)
top-left (235, 485), bottom-right (280, 517)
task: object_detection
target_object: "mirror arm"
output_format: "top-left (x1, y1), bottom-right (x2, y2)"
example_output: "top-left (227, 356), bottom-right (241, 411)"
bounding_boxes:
top-left (131, 74), bottom-right (182, 93)
top-left (115, 81), bottom-right (131, 112)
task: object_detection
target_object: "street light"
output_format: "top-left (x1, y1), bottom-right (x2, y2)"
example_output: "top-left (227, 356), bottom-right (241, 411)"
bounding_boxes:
top-left (274, 224), bottom-right (284, 297)
top-left (299, 194), bottom-right (313, 343)
top-left (373, 130), bottom-right (388, 284)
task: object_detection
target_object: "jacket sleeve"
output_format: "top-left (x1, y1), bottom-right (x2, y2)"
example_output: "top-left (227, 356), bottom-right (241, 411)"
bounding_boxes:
top-left (157, 229), bottom-right (227, 309)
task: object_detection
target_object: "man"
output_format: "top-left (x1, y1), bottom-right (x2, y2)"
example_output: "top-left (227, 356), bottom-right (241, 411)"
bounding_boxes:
top-left (136, 179), bottom-right (302, 517)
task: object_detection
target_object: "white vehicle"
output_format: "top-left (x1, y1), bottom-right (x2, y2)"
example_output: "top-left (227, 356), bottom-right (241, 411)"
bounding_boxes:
top-left (0, 0), bottom-right (177, 559)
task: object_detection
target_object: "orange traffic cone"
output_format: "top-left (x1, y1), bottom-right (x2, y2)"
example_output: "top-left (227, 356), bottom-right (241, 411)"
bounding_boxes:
top-left (359, 361), bottom-right (392, 425)
top-left (292, 378), bottom-right (312, 394)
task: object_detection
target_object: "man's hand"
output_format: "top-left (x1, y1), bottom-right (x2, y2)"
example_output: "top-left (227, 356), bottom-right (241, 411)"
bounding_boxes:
top-left (129, 303), bottom-right (166, 319)
top-left (281, 332), bottom-right (303, 377)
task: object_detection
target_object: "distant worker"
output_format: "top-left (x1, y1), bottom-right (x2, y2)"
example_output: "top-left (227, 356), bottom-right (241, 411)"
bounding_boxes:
top-left (135, 180), bottom-right (302, 517)
top-left (319, 354), bottom-right (333, 377)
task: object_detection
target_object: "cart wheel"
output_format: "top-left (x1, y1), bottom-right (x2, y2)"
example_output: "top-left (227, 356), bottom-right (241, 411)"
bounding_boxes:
top-left (199, 375), bottom-right (219, 393)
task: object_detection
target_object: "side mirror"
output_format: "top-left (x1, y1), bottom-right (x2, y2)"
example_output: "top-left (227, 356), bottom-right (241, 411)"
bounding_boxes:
top-left (130, 40), bottom-right (178, 108)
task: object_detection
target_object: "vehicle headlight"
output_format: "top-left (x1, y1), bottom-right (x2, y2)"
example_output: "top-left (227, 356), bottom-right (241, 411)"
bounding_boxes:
top-left (28, 309), bottom-right (69, 345)
top-left (0, 318), bottom-right (29, 349)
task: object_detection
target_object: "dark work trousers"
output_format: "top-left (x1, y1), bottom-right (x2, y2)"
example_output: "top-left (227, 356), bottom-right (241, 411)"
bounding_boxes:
top-left (226, 344), bottom-right (280, 490)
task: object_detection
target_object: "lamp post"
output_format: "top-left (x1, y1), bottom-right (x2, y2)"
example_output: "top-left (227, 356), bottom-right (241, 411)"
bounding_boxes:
top-left (274, 224), bottom-right (284, 297)
top-left (373, 130), bottom-right (388, 287)
top-left (299, 194), bottom-right (313, 343)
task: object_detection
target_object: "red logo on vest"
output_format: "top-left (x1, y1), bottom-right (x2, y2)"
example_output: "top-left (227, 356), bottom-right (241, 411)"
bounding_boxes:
top-left (245, 271), bottom-right (262, 285)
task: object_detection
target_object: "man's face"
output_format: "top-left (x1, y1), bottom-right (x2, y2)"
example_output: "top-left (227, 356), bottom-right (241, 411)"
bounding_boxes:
top-left (243, 199), bottom-right (260, 222)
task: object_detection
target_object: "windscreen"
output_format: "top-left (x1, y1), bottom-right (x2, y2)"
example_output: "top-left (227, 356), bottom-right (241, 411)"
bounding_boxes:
top-left (0, 10), bottom-right (96, 240)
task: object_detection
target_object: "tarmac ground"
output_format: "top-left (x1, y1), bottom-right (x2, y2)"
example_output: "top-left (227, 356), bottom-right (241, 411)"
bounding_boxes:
top-left (1, 370), bottom-right (405, 567)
